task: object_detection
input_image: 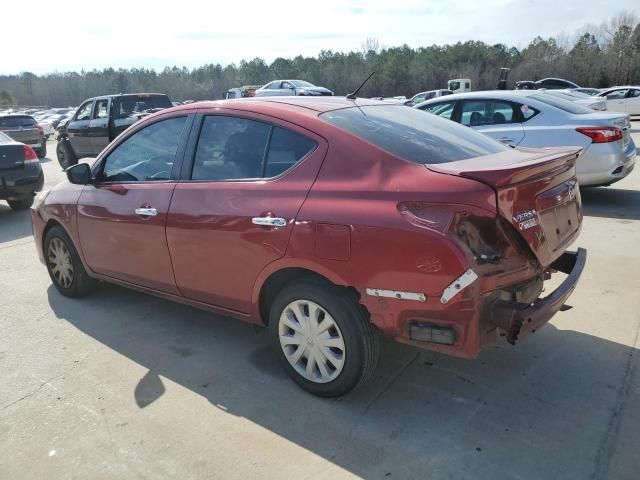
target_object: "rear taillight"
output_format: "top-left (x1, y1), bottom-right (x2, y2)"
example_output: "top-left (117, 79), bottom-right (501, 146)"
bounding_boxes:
top-left (576, 126), bottom-right (623, 143)
top-left (23, 145), bottom-right (39, 163)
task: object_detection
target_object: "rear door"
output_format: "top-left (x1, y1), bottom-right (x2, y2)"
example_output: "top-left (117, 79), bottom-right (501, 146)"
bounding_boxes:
top-left (88, 98), bottom-right (111, 153)
top-left (460, 99), bottom-right (525, 146)
top-left (77, 114), bottom-right (192, 293)
top-left (166, 111), bottom-right (327, 313)
top-left (67, 100), bottom-right (94, 156)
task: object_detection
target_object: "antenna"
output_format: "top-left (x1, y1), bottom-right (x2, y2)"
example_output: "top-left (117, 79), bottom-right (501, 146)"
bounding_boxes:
top-left (346, 72), bottom-right (375, 99)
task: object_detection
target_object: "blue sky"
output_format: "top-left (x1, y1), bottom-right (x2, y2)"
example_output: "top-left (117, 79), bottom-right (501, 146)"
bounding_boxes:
top-left (3, 0), bottom-right (638, 74)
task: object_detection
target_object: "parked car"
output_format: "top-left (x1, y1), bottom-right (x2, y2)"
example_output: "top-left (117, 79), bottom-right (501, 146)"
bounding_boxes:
top-left (447, 78), bottom-right (471, 93)
top-left (404, 89), bottom-right (453, 107)
top-left (542, 89), bottom-right (607, 111)
top-left (224, 85), bottom-right (262, 99)
top-left (597, 86), bottom-right (640, 115)
top-left (0, 114), bottom-right (46, 158)
top-left (515, 78), bottom-right (579, 90)
top-left (415, 90), bottom-right (635, 187)
top-left (254, 80), bottom-right (333, 97)
top-left (0, 131), bottom-right (44, 209)
top-left (32, 97), bottom-right (586, 397)
top-left (56, 93), bottom-right (172, 168)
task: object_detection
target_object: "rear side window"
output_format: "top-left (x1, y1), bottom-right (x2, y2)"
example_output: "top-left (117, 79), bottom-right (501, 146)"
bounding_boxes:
top-left (530, 94), bottom-right (593, 114)
top-left (191, 116), bottom-right (316, 181)
top-left (115, 95), bottom-right (172, 118)
top-left (321, 105), bottom-right (507, 165)
top-left (461, 100), bottom-right (516, 126)
top-left (0, 116), bottom-right (37, 128)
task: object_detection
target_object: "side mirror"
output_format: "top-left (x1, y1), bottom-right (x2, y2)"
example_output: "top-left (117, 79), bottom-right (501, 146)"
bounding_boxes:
top-left (287, 84), bottom-right (295, 89)
top-left (66, 162), bottom-right (91, 185)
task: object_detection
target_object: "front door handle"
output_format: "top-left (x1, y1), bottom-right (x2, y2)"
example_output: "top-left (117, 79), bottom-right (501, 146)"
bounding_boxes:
top-left (499, 137), bottom-right (513, 143)
top-left (252, 216), bottom-right (287, 227)
top-left (135, 207), bottom-right (157, 217)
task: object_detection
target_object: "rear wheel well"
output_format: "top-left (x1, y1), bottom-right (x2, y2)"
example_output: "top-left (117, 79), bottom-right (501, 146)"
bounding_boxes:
top-left (258, 268), bottom-right (364, 325)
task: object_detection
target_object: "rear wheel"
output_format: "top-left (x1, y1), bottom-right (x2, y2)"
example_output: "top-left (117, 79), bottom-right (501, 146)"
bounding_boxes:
top-left (269, 278), bottom-right (379, 397)
top-left (44, 226), bottom-right (95, 297)
top-left (56, 139), bottom-right (77, 169)
top-left (37, 143), bottom-right (47, 159)
top-left (7, 196), bottom-right (34, 210)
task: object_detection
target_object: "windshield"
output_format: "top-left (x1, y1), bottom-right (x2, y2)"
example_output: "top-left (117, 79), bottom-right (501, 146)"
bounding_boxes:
top-left (0, 116), bottom-right (37, 128)
top-left (290, 80), bottom-right (315, 88)
top-left (321, 105), bottom-right (507, 165)
top-left (530, 94), bottom-right (594, 114)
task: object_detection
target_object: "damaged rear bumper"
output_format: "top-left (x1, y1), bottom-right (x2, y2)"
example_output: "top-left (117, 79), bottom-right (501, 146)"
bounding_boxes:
top-left (489, 248), bottom-right (587, 344)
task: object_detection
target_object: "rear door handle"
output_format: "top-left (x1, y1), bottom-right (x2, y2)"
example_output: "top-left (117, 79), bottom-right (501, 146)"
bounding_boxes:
top-left (135, 207), bottom-right (157, 217)
top-left (252, 217), bottom-right (287, 227)
top-left (499, 137), bottom-right (514, 143)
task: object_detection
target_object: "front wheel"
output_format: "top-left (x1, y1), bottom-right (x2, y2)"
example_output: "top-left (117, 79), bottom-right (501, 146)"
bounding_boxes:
top-left (56, 139), bottom-right (77, 169)
top-left (44, 225), bottom-right (95, 297)
top-left (269, 278), bottom-right (379, 397)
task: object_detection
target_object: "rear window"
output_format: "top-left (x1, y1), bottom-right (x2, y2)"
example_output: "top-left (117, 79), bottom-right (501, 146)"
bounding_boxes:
top-left (0, 116), bottom-right (37, 128)
top-left (320, 105), bottom-right (507, 165)
top-left (115, 95), bottom-right (172, 118)
top-left (530, 94), bottom-right (593, 114)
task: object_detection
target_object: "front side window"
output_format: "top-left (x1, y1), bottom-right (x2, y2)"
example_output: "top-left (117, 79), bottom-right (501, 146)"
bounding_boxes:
top-left (420, 101), bottom-right (456, 120)
top-left (93, 99), bottom-right (109, 119)
top-left (191, 116), bottom-right (316, 181)
top-left (75, 101), bottom-right (93, 121)
top-left (100, 116), bottom-right (187, 182)
top-left (321, 105), bottom-right (507, 165)
top-left (605, 89), bottom-right (628, 100)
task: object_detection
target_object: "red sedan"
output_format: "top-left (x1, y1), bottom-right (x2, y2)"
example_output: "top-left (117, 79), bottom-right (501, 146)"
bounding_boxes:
top-left (31, 97), bottom-right (586, 397)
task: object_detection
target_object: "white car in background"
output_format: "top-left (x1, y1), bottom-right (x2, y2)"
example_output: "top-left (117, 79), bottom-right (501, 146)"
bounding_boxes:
top-left (254, 80), bottom-right (333, 97)
top-left (404, 89), bottom-right (453, 107)
top-left (415, 90), bottom-right (635, 187)
top-left (597, 86), bottom-right (640, 115)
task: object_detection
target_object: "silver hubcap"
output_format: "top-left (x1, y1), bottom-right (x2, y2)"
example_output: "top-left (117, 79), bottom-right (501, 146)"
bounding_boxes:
top-left (48, 238), bottom-right (73, 288)
top-left (278, 300), bottom-right (346, 383)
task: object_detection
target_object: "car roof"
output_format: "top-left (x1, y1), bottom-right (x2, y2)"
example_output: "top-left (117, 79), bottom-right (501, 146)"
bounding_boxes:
top-left (168, 96), bottom-right (386, 115)
top-left (0, 113), bottom-right (36, 118)
top-left (84, 93), bottom-right (169, 101)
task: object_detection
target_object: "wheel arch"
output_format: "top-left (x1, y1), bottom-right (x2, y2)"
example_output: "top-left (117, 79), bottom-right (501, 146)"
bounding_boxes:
top-left (253, 260), bottom-right (357, 326)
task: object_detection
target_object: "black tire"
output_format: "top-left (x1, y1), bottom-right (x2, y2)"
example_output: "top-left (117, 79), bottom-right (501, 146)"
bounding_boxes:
top-left (7, 195), bottom-right (34, 210)
top-left (44, 225), bottom-right (95, 297)
top-left (37, 142), bottom-right (47, 159)
top-left (269, 277), bottom-right (379, 397)
top-left (56, 139), bottom-right (77, 169)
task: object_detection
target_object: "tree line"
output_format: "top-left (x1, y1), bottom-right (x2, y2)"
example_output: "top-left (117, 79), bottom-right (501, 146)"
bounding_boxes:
top-left (1, 12), bottom-right (638, 108)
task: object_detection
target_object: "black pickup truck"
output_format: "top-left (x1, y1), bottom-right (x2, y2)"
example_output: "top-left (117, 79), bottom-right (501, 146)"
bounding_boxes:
top-left (56, 93), bottom-right (172, 168)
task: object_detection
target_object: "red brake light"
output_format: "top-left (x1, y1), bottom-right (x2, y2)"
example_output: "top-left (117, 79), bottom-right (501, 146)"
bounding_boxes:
top-left (23, 145), bottom-right (39, 163)
top-left (576, 126), bottom-right (623, 143)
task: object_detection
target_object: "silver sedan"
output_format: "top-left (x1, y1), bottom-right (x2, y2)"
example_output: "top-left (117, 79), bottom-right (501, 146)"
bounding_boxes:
top-left (415, 90), bottom-right (636, 187)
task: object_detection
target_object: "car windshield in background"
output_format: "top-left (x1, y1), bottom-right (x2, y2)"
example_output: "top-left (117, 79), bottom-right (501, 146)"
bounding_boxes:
top-left (530, 93), bottom-right (593, 114)
top-left (290, 80), bottom-right (315, 88)
top-left (0, 116), bottom-right (37, 128)
top-left (321, 105), bottom-right (507, 165)
top-left (115, 95), bottom-right (172, 118)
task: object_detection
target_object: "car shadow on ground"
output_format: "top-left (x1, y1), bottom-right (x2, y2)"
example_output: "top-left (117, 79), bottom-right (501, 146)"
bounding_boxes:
top-left (580, 187), bottom-right (640, 220)
top-left (47, 283), bottom-right (639, 479)
top-left (0, 204), bottom-right (33, 244)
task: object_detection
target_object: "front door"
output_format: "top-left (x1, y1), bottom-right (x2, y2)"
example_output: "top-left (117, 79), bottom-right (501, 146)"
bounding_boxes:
top-left (67, 100), bottom-right (94, 157)
top-left (77, 115), bottom-right (191, 293)
top-left (88, 98), bottom-right (111, 153)
top-left (166, 113), bottom-right (326, 313)
top-left (604, 89), bottom-right (628, 113)
top-left (626, 88), bottom-right (640, 115)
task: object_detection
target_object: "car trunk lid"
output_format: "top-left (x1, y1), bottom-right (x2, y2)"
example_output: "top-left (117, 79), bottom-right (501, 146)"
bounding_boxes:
top-left (427, 146), bottom-right (582, 266)
top-left (0, 143), bottom-right (26, 170)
